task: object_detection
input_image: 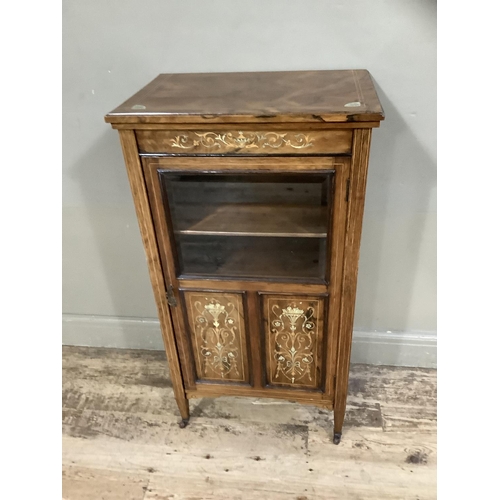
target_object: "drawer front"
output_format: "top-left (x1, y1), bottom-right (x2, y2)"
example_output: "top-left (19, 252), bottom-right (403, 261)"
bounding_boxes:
top-left (261, 294), bottom-right (326, 390)
top-left (136, 129), bottom-right (352, 155)
top-left (182, 291), bottom-right (250, 384)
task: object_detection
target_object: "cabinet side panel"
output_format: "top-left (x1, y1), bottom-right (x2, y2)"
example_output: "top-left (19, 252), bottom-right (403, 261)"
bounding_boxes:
top-left (334, 128), bottom-right (372, 430)
top-left (117, 130), bottom-right (187, 402)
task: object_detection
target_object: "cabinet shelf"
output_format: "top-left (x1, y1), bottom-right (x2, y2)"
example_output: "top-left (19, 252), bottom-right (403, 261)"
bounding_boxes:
top-left (174, 203), bottom-right (328, 238)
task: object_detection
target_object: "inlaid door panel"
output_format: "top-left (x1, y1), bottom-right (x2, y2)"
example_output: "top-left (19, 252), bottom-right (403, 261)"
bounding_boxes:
top-left (182, 291), bottom-right (250, 384)
top-left (261, 294), bottom-right (326, 390)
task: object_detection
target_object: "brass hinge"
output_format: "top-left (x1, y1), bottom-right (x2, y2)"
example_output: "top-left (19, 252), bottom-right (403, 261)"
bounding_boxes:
top-left (346, 178), bottom-right (351, 202)
top-left (166, 285), bottom-right (177, 307)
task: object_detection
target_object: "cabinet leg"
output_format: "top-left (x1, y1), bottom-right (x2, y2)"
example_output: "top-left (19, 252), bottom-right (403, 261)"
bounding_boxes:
top-left (333, 406), bottom-right (345, 445)
top-left (175, 395), bottom-right (190, 428)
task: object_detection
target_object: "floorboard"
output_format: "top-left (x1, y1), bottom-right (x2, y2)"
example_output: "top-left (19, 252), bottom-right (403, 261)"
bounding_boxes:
top-left (62, 346), bottom-right (436, 500)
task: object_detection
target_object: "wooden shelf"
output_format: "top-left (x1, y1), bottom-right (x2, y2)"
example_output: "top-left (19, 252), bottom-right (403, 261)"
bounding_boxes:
top-left (174, 204), bottom-right (328, 238)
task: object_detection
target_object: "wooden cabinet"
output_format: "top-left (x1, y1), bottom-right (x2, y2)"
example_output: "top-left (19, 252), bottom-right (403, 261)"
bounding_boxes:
top-left (105, 70), bottom-right (384, 443)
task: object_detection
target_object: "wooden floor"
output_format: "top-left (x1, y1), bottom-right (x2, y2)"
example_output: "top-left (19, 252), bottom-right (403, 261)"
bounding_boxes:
top-left (62, 346), bottom-right (436, 500)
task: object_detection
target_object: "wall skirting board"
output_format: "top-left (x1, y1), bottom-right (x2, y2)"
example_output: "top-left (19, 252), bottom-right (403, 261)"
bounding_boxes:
top-left (62, 314), bottom-right (437, 369)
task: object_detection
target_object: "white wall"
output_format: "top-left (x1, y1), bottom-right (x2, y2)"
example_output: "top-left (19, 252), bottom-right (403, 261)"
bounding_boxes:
top-left (63, 0), bottom-right (436, 365)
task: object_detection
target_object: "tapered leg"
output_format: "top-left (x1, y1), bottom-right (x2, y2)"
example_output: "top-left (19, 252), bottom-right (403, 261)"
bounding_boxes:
top-left (333, 404), bottom-right (345, 444)
top-left (332, 130), bottom-right (373, 445)
top-left (176, 396), bottom-right (190, 428)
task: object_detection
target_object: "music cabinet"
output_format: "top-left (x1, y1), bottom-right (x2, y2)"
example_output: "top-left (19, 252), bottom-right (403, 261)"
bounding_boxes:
top-left (105, 70), bottom-right (384, 443)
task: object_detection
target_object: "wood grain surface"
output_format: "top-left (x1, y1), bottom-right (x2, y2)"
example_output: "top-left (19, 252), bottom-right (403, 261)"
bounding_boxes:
top-left (144, 155), bottom-right (337, 173)
top-left (105, 70), bottom-right (384, 124)
top-left (62, 346), bottom-right (436, 500)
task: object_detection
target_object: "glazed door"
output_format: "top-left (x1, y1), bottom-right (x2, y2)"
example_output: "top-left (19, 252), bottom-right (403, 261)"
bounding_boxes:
top-left (157, 170), bottom-right (331, 282)
top-left (143, 156), bottom-right (349, 397)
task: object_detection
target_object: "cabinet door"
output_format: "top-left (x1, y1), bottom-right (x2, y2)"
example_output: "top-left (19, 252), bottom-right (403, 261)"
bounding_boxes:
top-left (261, 294), bottom-right (326, 389)
top-left (182, 291), bottom-right (251, 384)
top-left (143, 156), bottom-right (349, 397)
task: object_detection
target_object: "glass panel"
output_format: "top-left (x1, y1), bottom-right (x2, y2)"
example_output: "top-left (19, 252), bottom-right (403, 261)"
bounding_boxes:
top-left (160, 172), bottom-right (332, 281)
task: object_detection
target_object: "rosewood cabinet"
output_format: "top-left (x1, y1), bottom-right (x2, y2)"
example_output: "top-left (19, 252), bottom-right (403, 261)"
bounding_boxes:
top-left (105, 70), bottom-right (384, 443)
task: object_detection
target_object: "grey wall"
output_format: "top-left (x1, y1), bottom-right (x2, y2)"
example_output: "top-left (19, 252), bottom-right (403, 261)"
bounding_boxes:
top-left (63, 0), bottom-right (436, 366)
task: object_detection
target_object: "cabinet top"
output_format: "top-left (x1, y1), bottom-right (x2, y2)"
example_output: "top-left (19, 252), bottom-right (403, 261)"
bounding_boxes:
top-left (104, 70), bottom-right (384, 125)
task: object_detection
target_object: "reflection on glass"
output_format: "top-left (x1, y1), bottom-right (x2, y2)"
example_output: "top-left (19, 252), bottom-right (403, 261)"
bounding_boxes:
top-left (160, 173), bottom-right (332, 281)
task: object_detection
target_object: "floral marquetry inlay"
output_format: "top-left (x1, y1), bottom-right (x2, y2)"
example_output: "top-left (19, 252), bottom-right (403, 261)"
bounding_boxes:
top-left (170, 131), bottom-right (314, 150)
top-left (264, 296), bottom-right (325, 388)
top-left (184, 292), bottom-right (248, 383)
